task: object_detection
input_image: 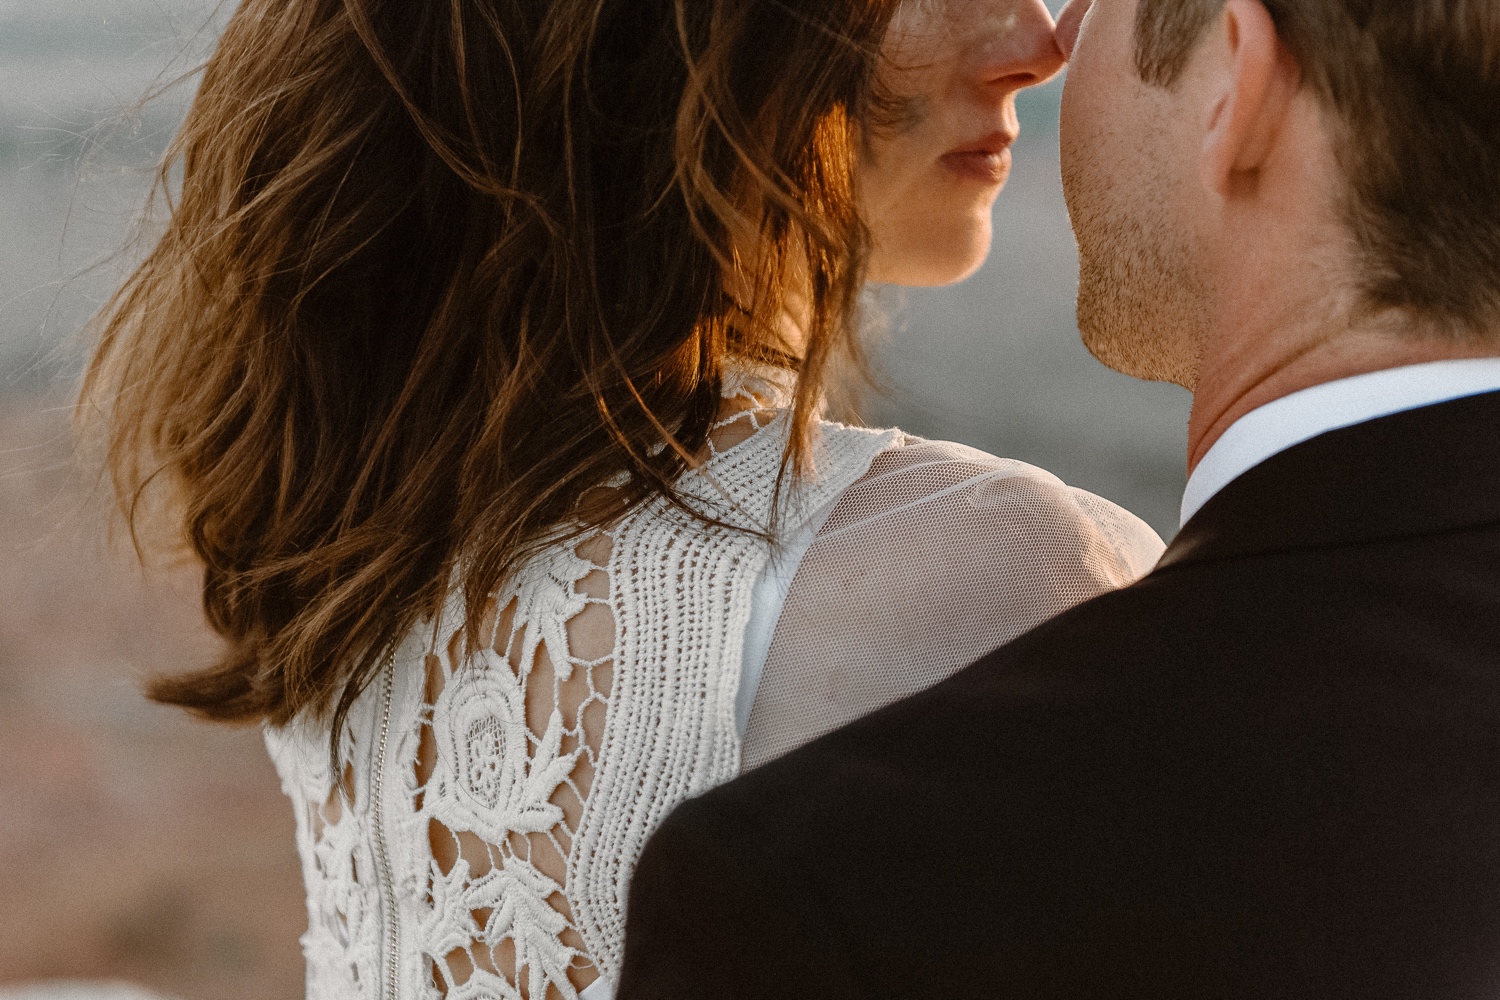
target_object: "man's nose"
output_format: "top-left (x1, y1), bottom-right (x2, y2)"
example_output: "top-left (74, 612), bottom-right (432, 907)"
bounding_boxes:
top-left (973, 0), bottom-right (1068, 91)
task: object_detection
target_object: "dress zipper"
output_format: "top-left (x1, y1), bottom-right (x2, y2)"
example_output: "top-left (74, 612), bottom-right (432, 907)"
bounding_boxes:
top-left (372, 652), bottom-right (401, 1000)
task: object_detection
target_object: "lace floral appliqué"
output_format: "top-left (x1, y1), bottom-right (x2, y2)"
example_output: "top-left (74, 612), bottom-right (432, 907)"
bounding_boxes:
top-left (412, 540), bottom-right (614, 1000)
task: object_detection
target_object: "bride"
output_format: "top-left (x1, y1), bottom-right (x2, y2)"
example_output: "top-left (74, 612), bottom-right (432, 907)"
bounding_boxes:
top-left (83, 0), bottom-right (1162, 996)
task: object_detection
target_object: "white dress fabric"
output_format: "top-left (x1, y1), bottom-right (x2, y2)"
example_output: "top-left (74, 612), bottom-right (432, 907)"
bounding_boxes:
top-left (265, 371), bottom-right (1164, 1000)
top-left (742, 435), bottom-right (1164, 770)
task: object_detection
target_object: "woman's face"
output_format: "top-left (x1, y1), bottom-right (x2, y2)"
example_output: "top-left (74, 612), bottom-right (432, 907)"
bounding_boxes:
top-left (861, 0), bottom-right (1066, 286)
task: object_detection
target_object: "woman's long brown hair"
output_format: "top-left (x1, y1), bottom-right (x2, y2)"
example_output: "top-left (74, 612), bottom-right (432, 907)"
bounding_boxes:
top-left (80, 0), bottom-right (900, 740)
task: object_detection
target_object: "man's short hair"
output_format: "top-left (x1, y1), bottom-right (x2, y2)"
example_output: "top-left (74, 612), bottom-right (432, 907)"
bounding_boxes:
top-left (1136, 0), bottom-right (1500, 338)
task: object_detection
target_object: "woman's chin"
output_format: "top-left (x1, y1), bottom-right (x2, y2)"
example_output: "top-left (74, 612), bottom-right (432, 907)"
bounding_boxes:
top-left (869, 220), bottom-right (993, 288)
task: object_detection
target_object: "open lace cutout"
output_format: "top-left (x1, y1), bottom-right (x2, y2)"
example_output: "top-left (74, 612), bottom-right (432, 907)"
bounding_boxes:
top-left (274, 717), bottom-right (384, 998)
top-left (705, 377), bottom-right (782, 458)
top-left (400, 370), bottom-right (796, 1000)
top-left (411, 531), bottom-right (616, 1000)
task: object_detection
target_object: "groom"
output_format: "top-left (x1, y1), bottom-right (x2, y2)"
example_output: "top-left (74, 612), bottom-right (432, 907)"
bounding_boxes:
top-left (617, 0), bottom-right (1500, 996)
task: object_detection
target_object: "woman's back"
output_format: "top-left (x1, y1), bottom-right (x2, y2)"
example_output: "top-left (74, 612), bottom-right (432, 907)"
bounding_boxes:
top-left (265, 374), bottom-right (896, 999)
top-left (266, 376), bottom-right (1161, 1000)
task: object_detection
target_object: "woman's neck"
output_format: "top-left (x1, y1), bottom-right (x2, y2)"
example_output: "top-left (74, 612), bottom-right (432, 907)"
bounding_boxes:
top-left (723, 257), bottom-right (812, 360)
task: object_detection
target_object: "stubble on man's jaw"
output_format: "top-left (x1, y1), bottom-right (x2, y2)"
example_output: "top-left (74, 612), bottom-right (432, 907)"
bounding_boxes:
top-left (1074, 214), bottom-right (1209, 390)
top-left (1061, 60), bottom-right (1211, 392)
top-left (1065, 136), bottom-right (1211, 391)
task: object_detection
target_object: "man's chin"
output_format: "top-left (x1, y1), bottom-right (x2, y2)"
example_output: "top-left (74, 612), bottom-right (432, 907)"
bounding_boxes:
top-left (1079, 315), bottom-right (1198, 389)
top-left (1076, 254), bottom-right (1204, 389)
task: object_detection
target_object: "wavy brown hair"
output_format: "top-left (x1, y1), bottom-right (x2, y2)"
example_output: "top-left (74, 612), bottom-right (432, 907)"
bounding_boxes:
top-left (81, 0), bottom-right (901, 739)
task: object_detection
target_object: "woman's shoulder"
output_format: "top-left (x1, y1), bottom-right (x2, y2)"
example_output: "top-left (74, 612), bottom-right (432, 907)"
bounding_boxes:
top-left (818, 431), bottom-right (1166, 582)
top-left (741, 432), bottom-right (1165, 769)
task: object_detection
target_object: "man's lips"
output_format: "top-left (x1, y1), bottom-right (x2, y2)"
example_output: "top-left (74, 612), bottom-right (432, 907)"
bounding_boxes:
top-left (939, 132), bottom-right (1018, 184)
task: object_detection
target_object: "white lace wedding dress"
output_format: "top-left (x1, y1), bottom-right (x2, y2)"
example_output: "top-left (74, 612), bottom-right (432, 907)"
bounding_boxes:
top-left (265, 370), bottom-right (1164, 1000)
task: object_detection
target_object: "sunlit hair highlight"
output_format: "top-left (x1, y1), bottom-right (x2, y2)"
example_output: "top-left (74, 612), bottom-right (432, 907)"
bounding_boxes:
top-left (80, 0), bottom-right (899, 742)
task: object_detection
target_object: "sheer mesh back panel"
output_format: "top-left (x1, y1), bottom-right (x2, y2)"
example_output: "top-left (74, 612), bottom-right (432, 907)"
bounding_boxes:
top-left (741, 438), bottom-right (1163, 771)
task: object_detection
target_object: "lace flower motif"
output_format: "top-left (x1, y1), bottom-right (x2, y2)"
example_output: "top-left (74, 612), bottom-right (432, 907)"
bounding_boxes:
top-left (469, 860), bottom-right (578, 998)
top-left (507, 545), bottom-right (594, 684)
top-left (427, 647), bottom-right (581, 845)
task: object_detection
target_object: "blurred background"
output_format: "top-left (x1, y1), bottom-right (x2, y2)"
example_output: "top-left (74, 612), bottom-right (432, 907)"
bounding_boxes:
top-left (0, 1), bottom-right (1190, 998)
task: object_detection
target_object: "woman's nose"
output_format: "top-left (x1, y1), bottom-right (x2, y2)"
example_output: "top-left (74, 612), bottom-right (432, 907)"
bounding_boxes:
top-left (972, 0), bottom-right (1068, 91)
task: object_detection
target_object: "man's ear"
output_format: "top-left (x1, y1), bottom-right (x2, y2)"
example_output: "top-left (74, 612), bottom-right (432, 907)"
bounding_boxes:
top-left (1200, 0), bottom-right (1299, 197)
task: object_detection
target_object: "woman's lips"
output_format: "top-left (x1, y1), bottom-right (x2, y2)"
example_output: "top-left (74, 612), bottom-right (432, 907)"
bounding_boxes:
top-left (940, 134), bottom-right (1016, 184)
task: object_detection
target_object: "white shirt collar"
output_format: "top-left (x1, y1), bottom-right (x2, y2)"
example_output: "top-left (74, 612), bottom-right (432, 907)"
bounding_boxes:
top-left (1180, 358), bottom-right (1500, 527)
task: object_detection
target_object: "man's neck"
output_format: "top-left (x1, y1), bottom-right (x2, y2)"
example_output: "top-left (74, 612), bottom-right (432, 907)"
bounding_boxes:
top-left (1186, 317), bottom-right (1500, 474)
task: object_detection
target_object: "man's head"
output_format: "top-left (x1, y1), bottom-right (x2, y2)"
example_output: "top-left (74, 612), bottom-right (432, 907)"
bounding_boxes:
top-left (1058, 0), bottom-right (1500, 390)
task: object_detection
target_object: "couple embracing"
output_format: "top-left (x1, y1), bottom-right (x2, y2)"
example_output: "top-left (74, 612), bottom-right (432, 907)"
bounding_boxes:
top-left (86, 0), bottom-right (1500, 997)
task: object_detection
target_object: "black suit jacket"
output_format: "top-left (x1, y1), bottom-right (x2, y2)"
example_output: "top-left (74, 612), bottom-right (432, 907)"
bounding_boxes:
top-left (616, 390), bottom-right (1500, 1000)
